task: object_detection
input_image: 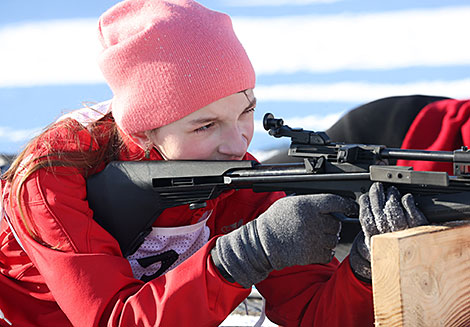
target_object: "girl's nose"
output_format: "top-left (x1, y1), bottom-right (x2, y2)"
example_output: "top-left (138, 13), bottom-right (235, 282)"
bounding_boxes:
top-left (218, 126), bottom-right (249, 159)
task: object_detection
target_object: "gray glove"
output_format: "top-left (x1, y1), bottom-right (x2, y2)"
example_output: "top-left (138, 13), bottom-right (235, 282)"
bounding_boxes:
top-left (211, 194), bottom-right (358, 288)
top-left (350, 182), bottom-right (428, 282)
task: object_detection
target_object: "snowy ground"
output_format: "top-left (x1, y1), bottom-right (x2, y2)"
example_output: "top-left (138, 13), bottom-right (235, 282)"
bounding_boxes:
top-left (221, 314), bottom-right (277, 327)
top-left (221, 294), bottom-right (277, 327)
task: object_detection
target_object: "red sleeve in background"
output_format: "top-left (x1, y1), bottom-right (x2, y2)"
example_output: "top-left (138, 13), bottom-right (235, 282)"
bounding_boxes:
top-left (397, 99), bottom-right (470, 173)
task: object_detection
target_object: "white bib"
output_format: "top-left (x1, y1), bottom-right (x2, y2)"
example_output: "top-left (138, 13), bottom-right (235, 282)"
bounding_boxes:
top-left (126, 210), bottom-right (212, 281)
top-left (56, 100), bottom-right (112, 128)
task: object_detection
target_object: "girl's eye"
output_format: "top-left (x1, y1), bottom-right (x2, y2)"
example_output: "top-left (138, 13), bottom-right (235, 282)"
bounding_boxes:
top-left (194, 122), bottom-right (214, 133)
top-left (244, 106), bottom-right (255, 114)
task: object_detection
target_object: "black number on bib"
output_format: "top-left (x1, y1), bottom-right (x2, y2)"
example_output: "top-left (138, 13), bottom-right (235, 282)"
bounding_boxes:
top-left (137, 250), bottom-right (179, 282)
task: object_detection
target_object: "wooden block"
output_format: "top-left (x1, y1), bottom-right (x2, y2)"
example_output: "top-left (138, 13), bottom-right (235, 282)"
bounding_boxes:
top-left (371, 223), bottom-right (470, 327)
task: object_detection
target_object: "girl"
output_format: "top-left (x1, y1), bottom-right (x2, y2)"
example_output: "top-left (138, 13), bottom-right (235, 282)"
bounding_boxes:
top-left (0, 0), bottom-right (380, 325)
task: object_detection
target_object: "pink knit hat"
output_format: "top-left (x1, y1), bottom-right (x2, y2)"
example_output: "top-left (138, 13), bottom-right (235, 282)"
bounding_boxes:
top-left (97, 0), bottom-right (256, 135)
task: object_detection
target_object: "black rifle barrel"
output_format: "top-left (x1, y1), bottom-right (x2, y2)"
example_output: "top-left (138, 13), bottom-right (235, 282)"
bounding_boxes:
top-left (381, 148), bottom-right (456, 162)
top-left (224, 172), bottom-right (371, 184)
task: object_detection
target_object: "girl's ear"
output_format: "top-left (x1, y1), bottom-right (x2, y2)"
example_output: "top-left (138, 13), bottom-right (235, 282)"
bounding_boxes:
top-left (132, 131), bottom-right (156, 158)
top-left (131, 131), bottom-right (151, 149)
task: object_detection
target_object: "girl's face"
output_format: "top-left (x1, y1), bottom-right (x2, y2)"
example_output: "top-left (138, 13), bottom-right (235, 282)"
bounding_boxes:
top-left (146, 89), bottom-right (256, 160)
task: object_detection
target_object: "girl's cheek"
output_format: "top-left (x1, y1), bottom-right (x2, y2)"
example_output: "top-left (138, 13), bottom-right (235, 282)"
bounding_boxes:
top-left (197, 137), bottom-right (221, 159)
top-left (180, 140), bottom-right (212, 159)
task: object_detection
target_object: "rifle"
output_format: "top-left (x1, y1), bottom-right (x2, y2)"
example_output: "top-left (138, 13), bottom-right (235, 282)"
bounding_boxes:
top-left (87, 113), bottom-right (470, 256)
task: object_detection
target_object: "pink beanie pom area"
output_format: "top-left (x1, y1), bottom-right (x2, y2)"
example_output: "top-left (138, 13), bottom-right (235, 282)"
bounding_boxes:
top-left (97, 0), bottom-right (256, 135)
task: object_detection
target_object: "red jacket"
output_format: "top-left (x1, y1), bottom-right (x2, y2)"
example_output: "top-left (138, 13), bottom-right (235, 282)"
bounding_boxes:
top-left (0, 111), bottom-right (373, 326)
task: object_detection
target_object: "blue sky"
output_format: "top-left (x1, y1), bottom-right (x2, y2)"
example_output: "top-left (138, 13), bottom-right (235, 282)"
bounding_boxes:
top-left (1, 0), bottom-right (470, 156)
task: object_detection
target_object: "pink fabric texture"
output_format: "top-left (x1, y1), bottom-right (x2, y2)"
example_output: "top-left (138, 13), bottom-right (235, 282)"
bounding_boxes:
top-left (97, 0), bottom-right (256, 134)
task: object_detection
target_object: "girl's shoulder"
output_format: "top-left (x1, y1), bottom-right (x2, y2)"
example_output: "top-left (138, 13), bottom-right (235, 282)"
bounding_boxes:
top-left (14, 110), bottom-right (118, 179)
top-left (33, 101), bottom-right (115, 156)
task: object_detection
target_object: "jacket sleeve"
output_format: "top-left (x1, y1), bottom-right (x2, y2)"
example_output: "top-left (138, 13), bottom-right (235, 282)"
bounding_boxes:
top-left (7, 166), bottom-right (250, 326)
top-left (256, 258), bottom-right (374, 326)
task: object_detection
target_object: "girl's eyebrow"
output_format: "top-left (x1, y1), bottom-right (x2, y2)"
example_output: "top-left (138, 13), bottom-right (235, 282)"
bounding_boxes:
top-left (187, 116), bottom-right (218, 126)
top-left (188, 98), bottom-right (257, 126)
